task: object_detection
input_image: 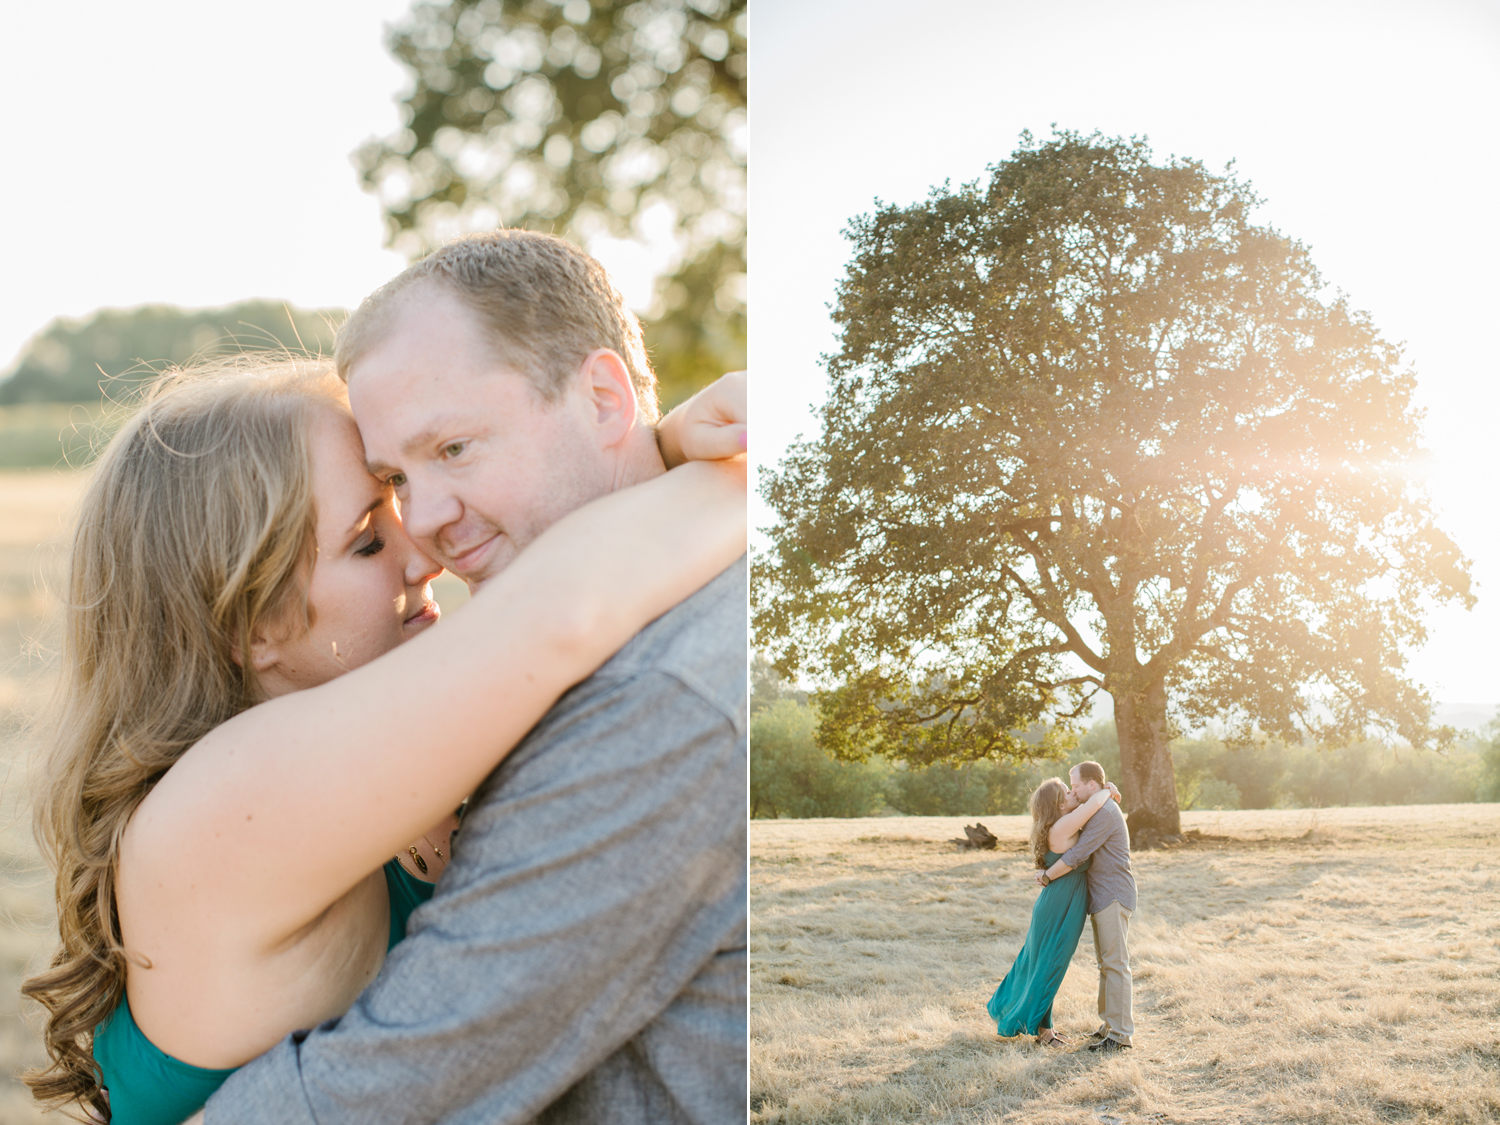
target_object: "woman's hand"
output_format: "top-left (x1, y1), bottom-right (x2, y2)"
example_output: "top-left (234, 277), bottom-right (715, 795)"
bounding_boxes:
top-left (657, 371), bottom-right (747, 467)
top-left (1107, 781), bottom-right (1121, 803)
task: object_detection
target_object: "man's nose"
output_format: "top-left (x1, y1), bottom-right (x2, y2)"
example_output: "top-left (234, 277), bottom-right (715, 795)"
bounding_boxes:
top-left (398, 477), bottom-right (464, 550)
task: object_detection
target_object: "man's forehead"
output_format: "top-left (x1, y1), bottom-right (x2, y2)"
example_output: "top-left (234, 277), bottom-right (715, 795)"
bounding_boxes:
top-left (349, 283), bottom-right (490, 380)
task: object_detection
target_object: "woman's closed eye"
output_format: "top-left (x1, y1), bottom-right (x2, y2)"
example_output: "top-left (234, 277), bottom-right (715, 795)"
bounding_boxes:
top-left (355, 533), bottom-right (386, 558)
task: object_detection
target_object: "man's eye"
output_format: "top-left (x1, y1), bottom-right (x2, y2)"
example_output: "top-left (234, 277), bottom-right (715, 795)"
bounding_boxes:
top-left (442, 441), bottom-right (465, 458)
top-left (389, 473), bottom-right (407, 489)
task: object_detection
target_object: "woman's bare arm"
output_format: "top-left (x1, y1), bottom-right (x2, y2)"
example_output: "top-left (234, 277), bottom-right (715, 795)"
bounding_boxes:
top-left (126, 458), bottom-right (747, 948)
top-left (1048, 783), bottom-right (1120, 850)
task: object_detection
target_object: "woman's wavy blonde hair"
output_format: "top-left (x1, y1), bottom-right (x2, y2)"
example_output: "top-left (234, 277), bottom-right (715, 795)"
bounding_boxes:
top-left (21, 357), bottom-right (347, 1121)
top-left (1028, 778), bottom-right (1069, 871)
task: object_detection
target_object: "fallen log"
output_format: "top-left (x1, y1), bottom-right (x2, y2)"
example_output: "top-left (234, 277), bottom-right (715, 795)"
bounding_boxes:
top-left (950, 822), bottom-right (999, 850)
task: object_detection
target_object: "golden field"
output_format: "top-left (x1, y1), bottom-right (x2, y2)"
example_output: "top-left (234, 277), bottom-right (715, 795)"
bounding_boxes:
top-left (0, 469), bottom-right (90, 1123)
top-left (751, 808), bottom-right (1500, 1125)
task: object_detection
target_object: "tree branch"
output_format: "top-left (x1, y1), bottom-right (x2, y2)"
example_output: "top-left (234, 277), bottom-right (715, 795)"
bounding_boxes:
top-left (999, 555), bottom-right (1107, 672)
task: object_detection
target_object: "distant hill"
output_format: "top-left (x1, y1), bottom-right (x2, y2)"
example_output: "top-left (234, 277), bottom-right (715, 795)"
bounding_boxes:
top-left (0, 301), bottom-right (345, 405)
top-left (1433, 702), bottom-right (1497, 735)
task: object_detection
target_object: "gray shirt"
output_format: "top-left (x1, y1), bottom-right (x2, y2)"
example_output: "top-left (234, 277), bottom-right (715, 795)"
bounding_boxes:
top-left (1058, 798), bottom-right (1136, 914)
top-left (204, 558), bottom-right (748, 1125)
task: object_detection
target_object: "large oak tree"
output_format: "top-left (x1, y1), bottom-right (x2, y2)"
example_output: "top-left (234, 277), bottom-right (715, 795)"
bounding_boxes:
top-left (754, 131), bottom-right (1472, 840)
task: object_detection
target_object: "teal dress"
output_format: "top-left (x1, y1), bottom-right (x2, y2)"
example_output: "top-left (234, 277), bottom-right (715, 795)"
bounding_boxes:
top-left (987, 852), bottom-right (1091, 1035)
top-left (93, 859), bottom-right (434, 1125)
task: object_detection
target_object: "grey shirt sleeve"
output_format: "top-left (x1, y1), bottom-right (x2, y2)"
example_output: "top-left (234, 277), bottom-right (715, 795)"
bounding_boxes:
top-left (203, 667), bottom-right (746, 1125)
top-left (1058, 801), bottom-right (1116, 870)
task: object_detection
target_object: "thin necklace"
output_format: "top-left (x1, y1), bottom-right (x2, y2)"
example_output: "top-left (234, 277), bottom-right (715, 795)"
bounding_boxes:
top-left (406, 834), bottom-right (447, 876)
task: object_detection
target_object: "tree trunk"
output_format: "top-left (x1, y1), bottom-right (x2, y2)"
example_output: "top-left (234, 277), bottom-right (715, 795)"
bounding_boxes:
top-left (1111, 678), bottom-right (1181, 843)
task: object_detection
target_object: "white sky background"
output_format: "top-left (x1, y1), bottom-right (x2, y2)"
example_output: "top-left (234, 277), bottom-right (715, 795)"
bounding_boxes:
top-left (752, 0), bottom-right (1500, 707)
top-left (2, 1), bottom-right (412, 363)
top-left (0, 0), bottom-right (665, 374)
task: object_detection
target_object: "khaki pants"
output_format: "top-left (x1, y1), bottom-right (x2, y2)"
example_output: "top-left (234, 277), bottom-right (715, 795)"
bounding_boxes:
top-left (1090, 901), bottom-right (1134, 1045)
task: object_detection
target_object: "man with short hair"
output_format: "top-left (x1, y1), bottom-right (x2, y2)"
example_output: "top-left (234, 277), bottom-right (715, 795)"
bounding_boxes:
top-left (198, 230), bottom-right (747, 1124)
top-left (1036, 760), bottom-right (1136, 1050)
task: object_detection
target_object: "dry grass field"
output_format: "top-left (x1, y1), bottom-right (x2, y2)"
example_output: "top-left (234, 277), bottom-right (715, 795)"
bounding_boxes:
top-left (752, 807), bottom-right (1500, 1125)
top-left (0, 469), bottom-right (90, 1123)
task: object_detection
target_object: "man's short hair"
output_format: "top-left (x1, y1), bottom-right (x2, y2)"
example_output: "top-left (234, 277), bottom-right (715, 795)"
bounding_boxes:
top-left (334, 230), bottom-right (659, 421)
top-left (1075, 760), bottom-right (1106, 787)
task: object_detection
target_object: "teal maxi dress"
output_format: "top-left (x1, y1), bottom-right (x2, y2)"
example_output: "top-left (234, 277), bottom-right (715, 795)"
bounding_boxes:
top-left (92, 859), bottom-right (434, 1125)
top-left (987, 852), bottom-right (1091, 1035)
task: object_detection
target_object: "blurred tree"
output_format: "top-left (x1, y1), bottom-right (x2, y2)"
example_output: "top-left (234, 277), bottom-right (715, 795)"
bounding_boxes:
top-left (1190, 778), bottom-right (1241, 811)
top-left (1072, 720), bottom-right (1122, 787)
top-left (1476, 715), bottom-right (1500, 802)
top-left (0, 302), bottom-right (341, 405)
top-left (751, 651), bottom-right (805, 717)
top-left (884, 761), bottom-right (984, 816)
top-left (885, 757), bottom-right (1050, 817)
top-left (755, 130), bottom-right (1473, 841)
top-left (1170, 737), bottom-right (1224, 811)
top-left (359, 0), bottom-right (746, 407)
top-left (750, 699), bottom-right (888, 820)
top-left (1214, 739), bottom-right (1286, 810)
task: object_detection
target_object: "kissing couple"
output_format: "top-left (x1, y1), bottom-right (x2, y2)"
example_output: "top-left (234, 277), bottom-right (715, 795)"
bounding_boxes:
top-left (25, 231), bottom-right (748, 1125)
top-left (986, 761), bottom-right (1138, 1051)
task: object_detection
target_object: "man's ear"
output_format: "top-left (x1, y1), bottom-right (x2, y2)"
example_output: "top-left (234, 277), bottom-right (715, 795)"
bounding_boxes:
top-left (575, 349), bottom-right (638, 449)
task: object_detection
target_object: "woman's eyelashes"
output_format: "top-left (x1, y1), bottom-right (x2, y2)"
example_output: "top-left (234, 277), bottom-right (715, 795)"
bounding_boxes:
top-left (355, 533), bottom-right (386, 558)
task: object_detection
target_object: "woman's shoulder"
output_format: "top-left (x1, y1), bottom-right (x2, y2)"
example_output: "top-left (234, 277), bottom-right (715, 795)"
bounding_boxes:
top-left (1047, 827), bottom-right (1080, 852)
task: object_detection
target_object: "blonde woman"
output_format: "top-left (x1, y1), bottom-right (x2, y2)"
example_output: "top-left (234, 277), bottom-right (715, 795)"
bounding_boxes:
top-left (22, 360), bottom-right (745, 1125)
top-left (986, 776), bottom-right (1119, 1045)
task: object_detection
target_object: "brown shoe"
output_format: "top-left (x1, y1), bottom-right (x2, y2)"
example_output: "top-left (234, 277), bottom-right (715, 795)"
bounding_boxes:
top-left (1088, 1037), bottom-right (1131, 1052)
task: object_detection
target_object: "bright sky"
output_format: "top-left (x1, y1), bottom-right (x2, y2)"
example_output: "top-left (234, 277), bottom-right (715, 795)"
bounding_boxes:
top-left (2, 0), bottom-right (664, 377)
top-left (752, 0), bottom-right (1500, 707)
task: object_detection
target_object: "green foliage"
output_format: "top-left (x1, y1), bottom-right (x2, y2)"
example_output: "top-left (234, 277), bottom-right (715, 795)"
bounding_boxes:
top-left (359, 0), bottom-right (746, 406)
top-left (750, 699), bottom-right (886, 819)
top-left (1173, 737), bottom-right (1232, 810)
top-left (1073, 720), bottom-right (1122, 784)
top-left (754, 129), bottom-right (1472, 829)
top-left (1192, 779), bottom-right (1242, 811)
top-left (884, 756), bottom-right (1061, 817)
top-left (0, 302), bottom-right (341, 406)
top-left (750, 699), bottom-right (1486, 819)
top-left (1481, 715), bottom-right (1500, 803)
top-left (751, 651), bottom-right (804, 718)
top-left (1172, 734), bottom-right (1480, 809)
top-left (1281, 740), bottom-right (1481, 807)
